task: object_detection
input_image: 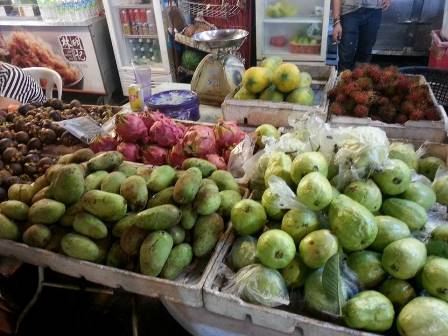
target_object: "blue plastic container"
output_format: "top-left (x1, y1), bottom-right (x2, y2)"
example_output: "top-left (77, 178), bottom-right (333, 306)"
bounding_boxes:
top-left (146, 90), bottom-right (200, 121)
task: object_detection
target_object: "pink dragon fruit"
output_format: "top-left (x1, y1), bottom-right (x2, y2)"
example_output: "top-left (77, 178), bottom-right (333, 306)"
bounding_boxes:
top-left (182, 125), bottom-right (218, 157)
top-left (141, 145), bottom-right (167, 166)
top-left (89, 135), bottom-right (118, 153)
top-left (213, 120), bottom-right (245, 149)
top-left (117, 142), bottom-right (140, 162)
top-left (206, 154), bottom-right (227, 170)
top-left (115, 113), bottom-right (148, 143)
top-left (167, 142), bottom-right (187, 168)
top-left (148, 118), bottom-right (186, 148)
top-left (140, 111), bottom-right (166, 130)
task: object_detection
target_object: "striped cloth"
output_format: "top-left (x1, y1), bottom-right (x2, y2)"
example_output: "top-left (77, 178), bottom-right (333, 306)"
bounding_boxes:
top-left (0, 62), bottom-right (46, 104)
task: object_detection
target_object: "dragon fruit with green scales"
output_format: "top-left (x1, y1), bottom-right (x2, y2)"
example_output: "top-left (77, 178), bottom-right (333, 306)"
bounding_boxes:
top-left (182, 125), bottom-right (218, 157)
top-left (148, 118), bottom-right (186, 148)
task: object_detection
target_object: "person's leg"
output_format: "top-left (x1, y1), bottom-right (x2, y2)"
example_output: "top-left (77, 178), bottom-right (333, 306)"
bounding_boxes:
top-left (355, 8), bottom-right (382, 64)
top-left (338, 10), bottom-right (361, 71)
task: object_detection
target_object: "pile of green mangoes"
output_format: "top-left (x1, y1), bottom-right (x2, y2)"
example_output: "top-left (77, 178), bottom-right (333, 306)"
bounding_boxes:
top-left (0, 150), bottom-right (242, 280)
top-left (227, 142), bottom-right (448, 335)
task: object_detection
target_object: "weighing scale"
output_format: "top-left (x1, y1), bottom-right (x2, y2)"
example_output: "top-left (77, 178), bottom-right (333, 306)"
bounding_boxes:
top-left (191, 29), bottom-right (249, 106)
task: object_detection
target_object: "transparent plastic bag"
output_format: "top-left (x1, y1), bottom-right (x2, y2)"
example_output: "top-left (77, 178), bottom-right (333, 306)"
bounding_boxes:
top-left (222, 264), bottom-right (289, 307)
top-left (227, 134), bottom-right (257, 179)
top-left (267, 176), bottom-right (306, 210)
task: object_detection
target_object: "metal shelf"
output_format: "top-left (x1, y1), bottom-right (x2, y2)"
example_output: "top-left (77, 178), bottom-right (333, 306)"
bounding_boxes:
top-left (0, 15), bottom-right (101, 27)
top-left (263, 16), bottom-right (323, 24)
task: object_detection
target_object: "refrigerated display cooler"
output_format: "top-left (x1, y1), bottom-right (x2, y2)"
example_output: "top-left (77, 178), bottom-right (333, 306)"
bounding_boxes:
top-left (103, 0), bottom-right (173, 96)
top-left (255, 0), bottom-right (330, 64)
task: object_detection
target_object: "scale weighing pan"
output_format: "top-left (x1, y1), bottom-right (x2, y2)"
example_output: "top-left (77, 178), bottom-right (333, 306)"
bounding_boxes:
top-left (192, 29), bottom-right (248, 50)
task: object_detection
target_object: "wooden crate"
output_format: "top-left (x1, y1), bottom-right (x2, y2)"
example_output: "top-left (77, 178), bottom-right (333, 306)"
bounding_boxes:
top-left (328, 75), bottom-right (448, 143)
top-left (222, 65), bottom-right (337, 127)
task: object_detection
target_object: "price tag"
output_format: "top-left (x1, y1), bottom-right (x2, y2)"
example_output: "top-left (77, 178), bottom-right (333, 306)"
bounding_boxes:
top-left (56, 117), bottom-right (106, 144)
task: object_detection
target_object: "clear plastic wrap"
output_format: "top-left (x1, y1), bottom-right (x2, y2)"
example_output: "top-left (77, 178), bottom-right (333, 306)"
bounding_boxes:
top-left (222, 264), bottom-right (289, 307)
top-left (267, 176), bottom-right (306, 210)
top-left (227, 134), bottom-right (257, 179)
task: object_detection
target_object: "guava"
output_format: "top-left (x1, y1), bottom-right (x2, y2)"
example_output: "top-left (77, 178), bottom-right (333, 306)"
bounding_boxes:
top-left (281, 254), bottom-right (310, 288)
top-left (389, 142), bottom-right (418, 170)
top-left (418, 156), bottom-right (446, 181)
top-left (255, 124), bottom-right (280, 147)
top-left (259, 85), bottom-right (284, 102)
top-left (230, 236), bottom-right (258, 271)
top-left (242, 265), bottom-right (288, 307)
top-left (281, 208), bottom-right (319, 244)
top-left (256, 229), bottom-right (296, 269)
top-left (291, 152), bottom-right (328, 184)
top-left (373, 159), bottom-right (412, 195)
top-left (433, 176), bottom-right (448, 206)
top-left (427, 224), bottom-right (448, 258)
top-left (343, 290), bottom-right (394, 332)
top-left (382, 237), bottom-right (427, 280)
top-left (304, 268), bottom-right (348, 314)
top-left (381, 198), bottom-right (427, 231)
top-left (296, 172), bottom-right (333, 211)
top-left (422, 256), bottom-right (448, 302)
top-left (299, 229), bottom-right (338, 268)
top-left (328, 159), bottom-right (339, 180)
top-left (234, 87), bottom-right (256, 100)
top-left (347, 251), bottom-right (386, 289)
top-left (379, 278), bottom-right (416, 309)
top-left (264, 152), bottom-right (293, 187)
top-left (370, 216), bottom-right (411, 252)
top-left (298, 72), bottom-right (312, 88)
top-left (286, 87), bottom-right (315, 106)
top-left (261, 188), bottom-right (286, 221)
top-left (343, 179), bottom-right (382, 213)
top-left (265, 221), bottom-right (282, 231)
top-left (400, 181), bottom-right (436, 210)
top-left (242, 66), bottom-right (271, 94)
top-left (397, 297), bottom-right (448, 336)
top-left (328, 195), bottom-right (378, 251)
top-left (273, 63), bottom-right (300, 93)
top-left (231, 199), bottom-right (267, 236)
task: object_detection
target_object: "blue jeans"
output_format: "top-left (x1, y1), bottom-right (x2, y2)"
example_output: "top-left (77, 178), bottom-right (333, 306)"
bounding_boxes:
top-left (338, 8), bottom-right (382, 71)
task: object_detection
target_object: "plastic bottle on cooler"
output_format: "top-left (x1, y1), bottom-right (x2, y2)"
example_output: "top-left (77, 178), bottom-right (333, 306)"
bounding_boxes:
top-left (140, 9), bottom-right (149, 35)
top-left (120, 9), bottom-right (131, 34)
top-left (133, 9), bottom-right (141, 35)
top-left (146, 8), bottom-right (155, 34)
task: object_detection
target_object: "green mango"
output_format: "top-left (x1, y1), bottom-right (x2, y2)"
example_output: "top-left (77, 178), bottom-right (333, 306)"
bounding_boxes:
top-left (0, 214), bottom-right (19, 240)
top-left (173, 167), bottom-right (202, 204)
top-left (182, 158), bottom-right (217, 177)
top-left (147, 165), bottom-right (176, 192)
top-left (210, 170), bottom-right (239, 191)
top-left (134, 204), bottom-right (181, 231)
top-left (85, 171), bottom-right (108, 191)
top-left (112, 212), bottom-right (137, 237)
top-left (106, 241), bottom-right (129, 269)
top-left (50, 164), bottom-right (85, 205)
top-left (217, 190), bottom-right (242, 218)
top-left (0, 200), bottom-right (29, 221)
top-left (193, 213), bottom-right (224, 257)
top-left (161, 243), bottom-right (193, 280)
top-left (120, 225), bottom-right (148, 256)
top-left (193, 183), bottom-right (221, 216)
top-left (87, 151), bottom-right (123, 172)
top-left (147, 187), bottom-right (175, 208)
top-left (59, 201), bottom-right (83, 227)
top-left (72, 212), bottom-right (108, 239)
top-left (101, 172), bottom-right (127, 194)
top-left (61, 233), bottom-right (100, 261)
top-left (29, 199), bottom-right (66, 225)
top-left (180, 204), bottom-right (197, 230)
top-left (139, 230), bottom-right (173, 276)
top-left (120, 175), bottom-right (148, 211)
top-left (117, 163), bottom-right (137, 177)
top-left (8, 183), bottom-right (35, 205)
top-left (169, 226), bottom-right (186, 245)
top-left (81, 190), bottom-right (127, 222)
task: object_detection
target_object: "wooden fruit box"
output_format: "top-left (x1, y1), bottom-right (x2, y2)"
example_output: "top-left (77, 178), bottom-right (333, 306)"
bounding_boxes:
top-left (328, 75), bottom-right (448, 143)
top-left (222, 64), bottom-right (337, 127)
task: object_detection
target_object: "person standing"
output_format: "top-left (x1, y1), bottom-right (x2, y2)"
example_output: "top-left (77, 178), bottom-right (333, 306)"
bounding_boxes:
top-left (332, 0), bottom-right (391, 71)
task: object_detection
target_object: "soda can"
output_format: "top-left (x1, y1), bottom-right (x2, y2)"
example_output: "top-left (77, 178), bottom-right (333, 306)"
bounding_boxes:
top-left (139, 9), bottom-right (150, 35)
top-left (128, 84), bottom-right (143, 112)
top-left (120, 9), bottom-right (129, 24)
top-left (133, 9), bottom-right (141, 35)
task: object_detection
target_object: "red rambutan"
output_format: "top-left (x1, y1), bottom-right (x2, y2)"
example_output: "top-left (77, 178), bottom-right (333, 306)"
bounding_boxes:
top-left (340, 70), bottom-right (352, 81)
top-left (400, 101), bottom-right (414, 115)
top-left (425, 107), bottom-right (440, 121)
top-left (390, 95), bottom-right (403, 106)
top-left (351, 90), bottom-right (375, 105)
top-left (329, 102), bottom-right (345, 116)
top-left (377, 96), bottom-right (390, 106)
top-left (336, 94), bottom-right (347, 103)
top-left (356, 77), bottom-right (373, 90)
top-left (343, 82), bottom-right (360, 96)
top-left (366, 64), bottom-right (382, 82)
top-left (394, 113), bottom-right (408, 124)
top-left (354, 104), bottom-right (369, 118)
top-left (379, 104), bottom-right (397, 123)
top-left (352, 67), bottom-right (365, 80)
top-left (409, 109), bottom-right (424, 121)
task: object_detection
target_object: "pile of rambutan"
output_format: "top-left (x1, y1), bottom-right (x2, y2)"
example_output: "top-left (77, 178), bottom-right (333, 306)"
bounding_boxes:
top-left (328, 64), bottom-right (440, 124)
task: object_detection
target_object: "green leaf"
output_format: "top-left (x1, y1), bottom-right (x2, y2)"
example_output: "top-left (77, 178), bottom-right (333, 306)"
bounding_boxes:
top-left (427, 240), bottom-right (448, 258)
top-left (322, 252), bottom-right (345, 316)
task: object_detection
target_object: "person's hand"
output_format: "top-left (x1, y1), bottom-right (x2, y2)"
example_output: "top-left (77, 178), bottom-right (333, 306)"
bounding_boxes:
top-left (380, 0), bottom-right (391, 11)
top-left (333, 22), bottom-right (342, 43)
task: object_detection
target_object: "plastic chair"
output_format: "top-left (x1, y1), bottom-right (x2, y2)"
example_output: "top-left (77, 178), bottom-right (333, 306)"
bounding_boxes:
top-left (22, 67), bottom-right (63, 100)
